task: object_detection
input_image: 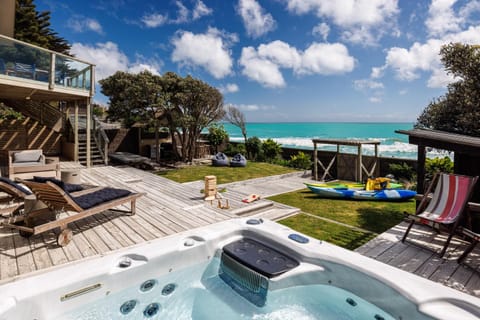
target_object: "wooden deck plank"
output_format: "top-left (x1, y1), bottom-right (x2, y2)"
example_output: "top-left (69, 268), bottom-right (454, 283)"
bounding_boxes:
top-left (0, 163), bottom-right (478, 299)
top-left (0, 229), bottom-right (19, 280)
top-left (12, 234), bottom-right (36, 276)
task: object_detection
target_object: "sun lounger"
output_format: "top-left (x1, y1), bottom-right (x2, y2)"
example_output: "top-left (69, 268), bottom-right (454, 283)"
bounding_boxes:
top-left (3, 179), bottom-right (145, 246)
top-left (0, 177), bottom-right (31, 219)
top-left (402, 173), bottom-right (478, 257)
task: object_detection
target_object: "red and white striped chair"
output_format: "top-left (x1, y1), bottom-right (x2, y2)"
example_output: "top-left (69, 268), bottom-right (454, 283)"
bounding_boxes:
top-left (402, 173), bottom-right (478, 257)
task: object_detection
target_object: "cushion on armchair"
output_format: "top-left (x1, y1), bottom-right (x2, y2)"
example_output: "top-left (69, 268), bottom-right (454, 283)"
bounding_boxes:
top-left (12, 150), bottom-right (44, 164)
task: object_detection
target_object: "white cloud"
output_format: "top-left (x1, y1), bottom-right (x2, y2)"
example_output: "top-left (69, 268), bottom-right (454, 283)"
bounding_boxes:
top-left (231, 103), bottom-right (275, 111)
top-left (239, 47), bottom-right (286, 88)
top-left (128, 55), bottom-right (163, 75)
top-left (375, 24), bottom-right (480, 88)
top-left (312, 22), bottom-right (330, 41)
top-left (370, 66), bottom-right (385, 79)
top-left (354, 79), bottom-right (384, 91)
top-left (425, 0), bottom-right (461, 37)
top-left (69, 17), bottom-right (104, 34)
top-left (171, 28), bottom-right (236, 79)
top-left (71, 42), bottom-right (129, 80)
top-left (219, 83), bottom-right (240, 94)
top-left (237, 0), bottom-right (276, 38)
top-left (257, 41), bottom-right (302, 69)
top-left (354, 78), bottom-right (384, 103)
top-left (297, 43), bottom-right (355, 75)
top-left (284, 0), bottom-right (399, 46)
top-left (384, 40), bottom-right (443, 82)
top-left (193, 0), bottom-right (212, 19)
top-left (71, 42), bottom-right (162, 80)
top-left (239, 41), bottom-right (355, 88)
top-left (141, 1), bottom-right (211, 28)
top-left (459, 0), bottom-right (480, 20)
top-left (142, 13), bottom-right (168, 28)
top-left (172, 1), bottom-right (189, 24)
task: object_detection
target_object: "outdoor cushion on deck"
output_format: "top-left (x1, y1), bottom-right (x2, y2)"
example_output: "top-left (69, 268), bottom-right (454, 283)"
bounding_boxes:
top-left (0, 177), bottom-right (32, 196)
top-left (402, 173), bottom-right (478, 257)
top-left (0, 177), bottom-right (32, 220)
top-left (72, 187), bottom-right (131, 209)
top-left (33, 176), bottom-right (83, 193)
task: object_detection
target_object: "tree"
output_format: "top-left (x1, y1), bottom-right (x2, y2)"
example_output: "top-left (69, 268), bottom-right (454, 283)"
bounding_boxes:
top-left (15, 0), bottom-right (71, 54)
top-left (245, 136), bottom-right (262, 160)
top-left (164, 74), bottom-right (225, 162)
top-left (262, 138), bottom-right (282, 162)
top-left (224, 105), bottom-right (247, 144)
top-left (416, 43), bottom-right (480, 136)
top-left (207, 123), bottom-right (229, 153)
top-left (100, 71), bottom-right (165, 162)
top-left (100, 71), bottom-right (225, 162)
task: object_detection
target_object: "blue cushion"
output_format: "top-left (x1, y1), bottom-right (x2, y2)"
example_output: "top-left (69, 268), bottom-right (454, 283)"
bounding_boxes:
top-left (64, 183), bottom-right (84, 193)
top-left (0, 176), bottom-right (32, 195)
top-left (33, 176), bottom-right (66, 190)
top-left (72, 188), bottom-right (132, 209)
top-left (32, 176), bottom-right (83, 193)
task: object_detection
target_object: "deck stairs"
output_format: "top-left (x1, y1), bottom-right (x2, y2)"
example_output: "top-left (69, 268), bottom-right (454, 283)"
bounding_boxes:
top-left (69, 115), bottom-right (105, 166)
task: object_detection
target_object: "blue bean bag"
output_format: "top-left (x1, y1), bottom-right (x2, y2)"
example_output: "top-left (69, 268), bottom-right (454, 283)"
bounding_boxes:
top-left (212, 152), bottom-right (229, 166)
top-left (230, 153), bottom-right (247, 167)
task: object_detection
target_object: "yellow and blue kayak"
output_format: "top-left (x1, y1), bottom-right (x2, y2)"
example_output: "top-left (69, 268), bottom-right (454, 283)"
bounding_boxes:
top-left (305, 184), bottom-right (416, 201)
top-left (305, 180), bottom-right (404, 190)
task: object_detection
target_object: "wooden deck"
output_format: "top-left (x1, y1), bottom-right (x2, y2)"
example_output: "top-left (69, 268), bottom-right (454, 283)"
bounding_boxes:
top-left (355, 221), bottom-right (480, 297)
top-left (0, 164), bottom-right (479, 299)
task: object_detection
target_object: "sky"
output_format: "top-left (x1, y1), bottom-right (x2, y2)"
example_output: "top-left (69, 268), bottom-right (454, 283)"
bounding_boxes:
top-left (37, 0), bottom-right (480, 122)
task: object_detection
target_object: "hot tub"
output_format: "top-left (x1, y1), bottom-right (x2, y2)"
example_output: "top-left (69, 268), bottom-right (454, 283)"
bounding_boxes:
top-left (0, 219), bottom-right (478, 320)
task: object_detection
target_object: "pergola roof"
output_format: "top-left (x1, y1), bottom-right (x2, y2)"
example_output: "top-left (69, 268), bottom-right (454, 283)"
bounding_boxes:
top-left (396, 128), bottom-right (480, 155)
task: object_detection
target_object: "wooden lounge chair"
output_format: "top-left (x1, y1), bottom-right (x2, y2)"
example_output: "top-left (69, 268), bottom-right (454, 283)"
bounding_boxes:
top-left (402, 173), bottom-right (478, 257)
top-left (3, 179), bottom-right (145, 246)
top-left (0, 177), bottom-right (31, 220)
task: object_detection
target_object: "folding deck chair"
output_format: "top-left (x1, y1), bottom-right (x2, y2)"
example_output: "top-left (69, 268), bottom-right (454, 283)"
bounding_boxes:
top-left (3, 179), bottom-right (145, 246)
top-left (402, 173), bottom-right (478, 257)
top-left (457, 227), bottom-right (480, 264)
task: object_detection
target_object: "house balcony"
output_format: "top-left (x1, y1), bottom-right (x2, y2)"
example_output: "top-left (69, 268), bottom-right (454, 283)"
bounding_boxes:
top-left (0, 34), bottom-right (95, 101)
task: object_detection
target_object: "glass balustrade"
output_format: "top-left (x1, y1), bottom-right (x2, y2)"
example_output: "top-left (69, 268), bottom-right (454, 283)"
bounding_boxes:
top-left (0, 35), bottom-right (93, 92)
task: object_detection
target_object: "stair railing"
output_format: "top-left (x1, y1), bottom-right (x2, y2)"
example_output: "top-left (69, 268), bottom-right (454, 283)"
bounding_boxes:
top-left (92, 115), bottom-right (109, 165)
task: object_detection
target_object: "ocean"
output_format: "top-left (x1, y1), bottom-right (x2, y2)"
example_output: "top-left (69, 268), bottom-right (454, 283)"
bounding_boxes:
top-left (221, 122), bottom-right (450, 160)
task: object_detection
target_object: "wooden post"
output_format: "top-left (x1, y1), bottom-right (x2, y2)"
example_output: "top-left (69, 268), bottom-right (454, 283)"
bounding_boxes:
top-left (86, 98), bottom-right (91, 167)
top-left (74, 101), bottom-right (79, 162)
top-left (417, 145), bottom-right (426, 194)
top-left (357, 145), bottom-right (362, 182)
top-left (313, 141), bottom-right (318, 180)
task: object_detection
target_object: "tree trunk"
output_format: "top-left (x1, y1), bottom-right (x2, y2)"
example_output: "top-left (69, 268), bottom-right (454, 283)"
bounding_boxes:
top-left (154, 119), bottom-right (160, 163)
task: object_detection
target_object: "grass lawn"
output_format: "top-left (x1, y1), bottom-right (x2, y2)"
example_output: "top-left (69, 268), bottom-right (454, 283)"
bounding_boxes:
top-left (269, 189), bottom-right (416, 249)
top-left (157, 161), bottom-right (415, 250)
top-left (280, 215), bottom-right (377, 250)
top-left (156, 161), bottom-right (298, 184)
